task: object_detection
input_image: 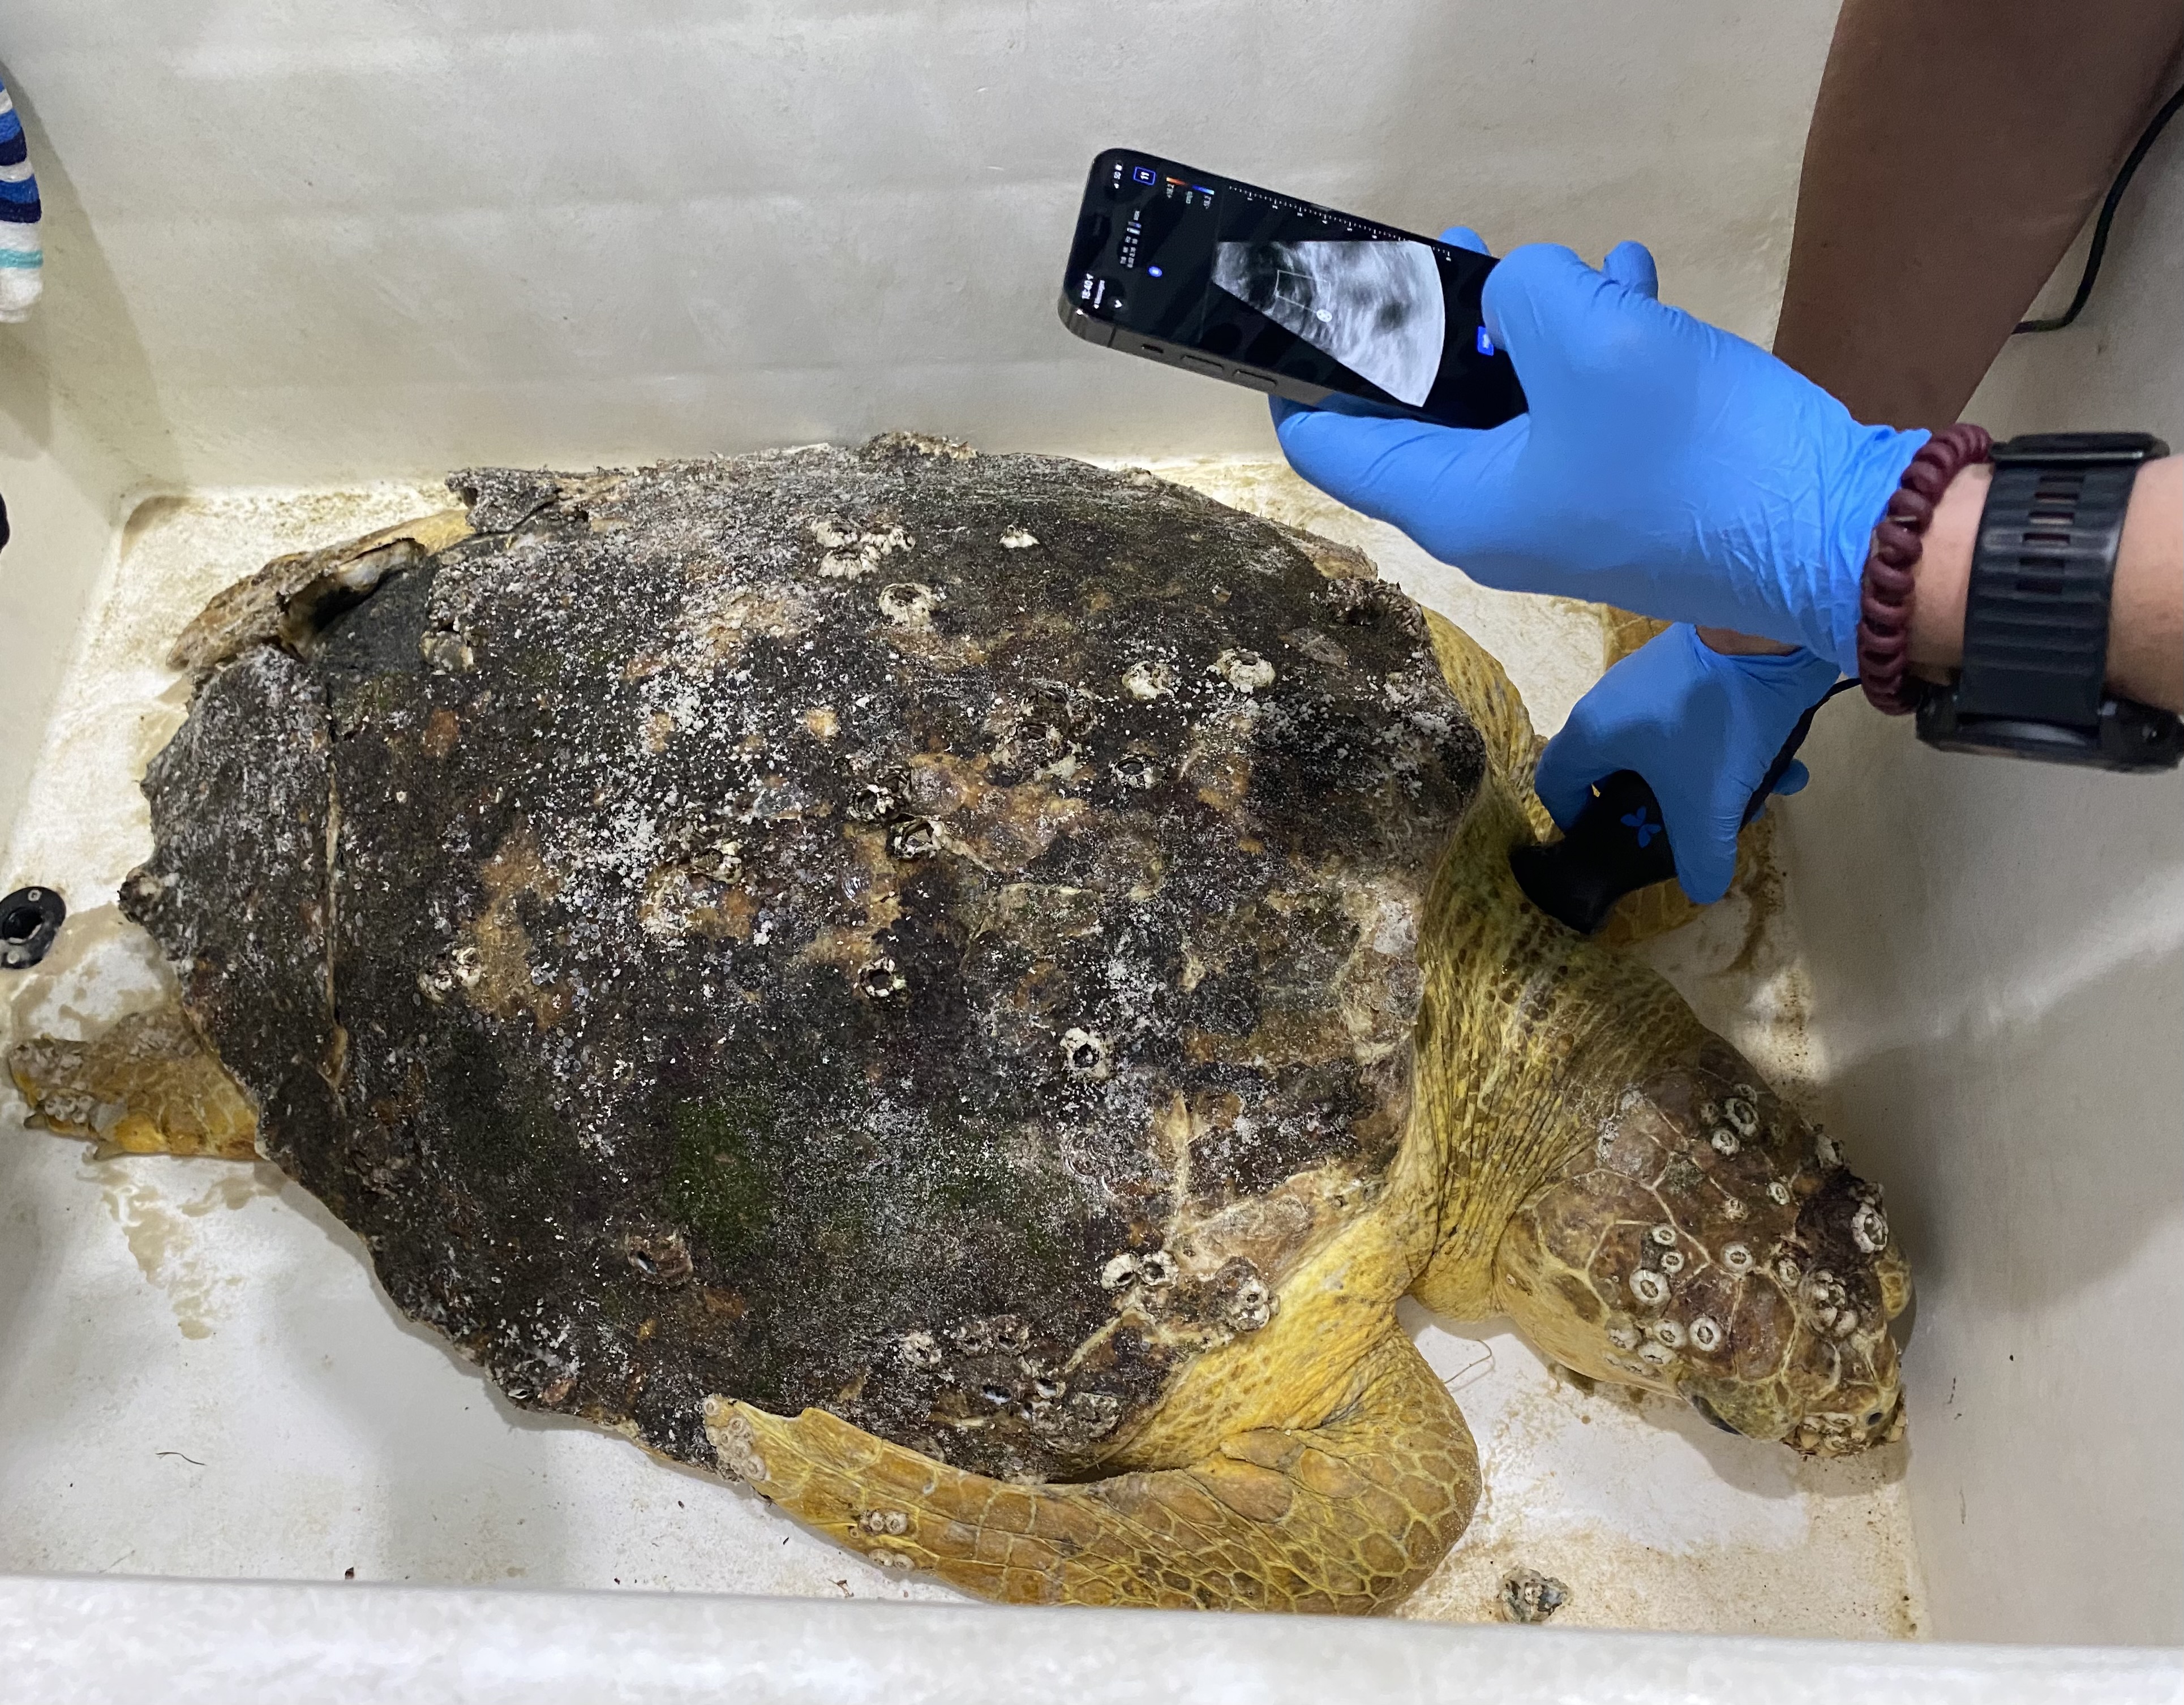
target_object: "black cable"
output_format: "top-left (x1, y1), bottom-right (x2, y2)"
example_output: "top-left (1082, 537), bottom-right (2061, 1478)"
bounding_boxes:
top-left (1744, 678), bottom-right (1862, 823)
top-left (2015, 81), bottom-right (2184, 334)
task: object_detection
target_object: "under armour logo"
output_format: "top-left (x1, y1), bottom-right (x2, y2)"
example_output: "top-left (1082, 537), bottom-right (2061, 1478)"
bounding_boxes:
top-left (1622, 808), bottom-right (1662, 848)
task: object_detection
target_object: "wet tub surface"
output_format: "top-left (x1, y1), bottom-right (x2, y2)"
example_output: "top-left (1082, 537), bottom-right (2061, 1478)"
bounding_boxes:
top-left (0, 461), bottom-right (1921, 1634)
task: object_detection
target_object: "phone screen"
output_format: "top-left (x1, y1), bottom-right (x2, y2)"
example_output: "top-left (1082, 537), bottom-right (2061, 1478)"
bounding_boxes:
top-left (1062, 149), bottom-right (1524, 430)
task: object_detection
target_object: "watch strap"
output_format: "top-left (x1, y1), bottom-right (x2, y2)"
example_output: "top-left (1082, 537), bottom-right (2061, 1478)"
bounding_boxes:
top-left (1956, 432), bottom-right (2167, 727)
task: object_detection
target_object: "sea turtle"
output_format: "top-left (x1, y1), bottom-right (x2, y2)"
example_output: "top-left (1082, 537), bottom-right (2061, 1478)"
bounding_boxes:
top-left (8, 437), bottom-right (1910, 1614)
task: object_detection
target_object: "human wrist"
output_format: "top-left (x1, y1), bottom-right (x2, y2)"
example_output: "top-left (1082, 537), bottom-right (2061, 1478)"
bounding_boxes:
top-left (1684, 623), bottom-right (1840, 692)
top-left (1697, 626), bottom-right (1800, 656)
top-left (2114, 458), bottom-right (2182, 711)
top-left (1822, 426), bottom-right (1933, 673)
top-left (1903, 461), bottom-right (1989, 678)
top-left (1851, 424), bottom-right (1993, 708)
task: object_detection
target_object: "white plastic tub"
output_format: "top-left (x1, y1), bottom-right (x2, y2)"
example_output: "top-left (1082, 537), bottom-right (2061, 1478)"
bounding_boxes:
top-left (1, 5), bottom-right (2177, 1697)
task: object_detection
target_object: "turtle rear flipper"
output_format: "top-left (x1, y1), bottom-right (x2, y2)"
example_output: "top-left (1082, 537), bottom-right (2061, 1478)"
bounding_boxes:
top-left (8, 1006), bottom-right (259, 1159)
top-left (710, 1328), bottom-right (1478, 1613)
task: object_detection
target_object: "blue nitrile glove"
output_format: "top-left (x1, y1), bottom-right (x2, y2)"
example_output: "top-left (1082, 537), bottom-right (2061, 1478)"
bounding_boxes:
top-left (1272, 230), bottom-right (1926, 671)
top-left (1535, 625), bottom-right (1842, 904)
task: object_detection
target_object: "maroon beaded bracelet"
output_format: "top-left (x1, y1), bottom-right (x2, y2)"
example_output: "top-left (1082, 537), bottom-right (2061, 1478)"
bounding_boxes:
top-left (1856, 423), bottom-right (1994, 714)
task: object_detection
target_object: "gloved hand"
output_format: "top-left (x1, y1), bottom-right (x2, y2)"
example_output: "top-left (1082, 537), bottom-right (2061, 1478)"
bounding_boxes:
top-left (1272, 230), bottom-right (1926, 671)
top-left (1535, 625), bottom-right (1842, 904)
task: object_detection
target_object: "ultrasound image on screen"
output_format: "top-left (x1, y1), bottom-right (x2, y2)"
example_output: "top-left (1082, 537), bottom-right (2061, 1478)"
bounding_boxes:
top-left (1067, 151), bottom-right (1525, 429)
top-left (1211, 239), bottom-right (1445, 406)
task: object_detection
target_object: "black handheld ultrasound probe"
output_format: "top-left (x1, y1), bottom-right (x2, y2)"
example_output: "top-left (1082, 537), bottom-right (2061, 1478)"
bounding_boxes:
top-left (1509, 682), bottom-right (1856, 934)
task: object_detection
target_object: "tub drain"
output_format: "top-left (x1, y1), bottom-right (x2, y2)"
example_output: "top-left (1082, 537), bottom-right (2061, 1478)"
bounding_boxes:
top-left (0, 885), bottom-right (65, 969)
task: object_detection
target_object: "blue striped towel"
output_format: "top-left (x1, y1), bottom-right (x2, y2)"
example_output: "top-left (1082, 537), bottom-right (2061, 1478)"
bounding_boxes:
top-left (0, 73), bottom-right (42, 321)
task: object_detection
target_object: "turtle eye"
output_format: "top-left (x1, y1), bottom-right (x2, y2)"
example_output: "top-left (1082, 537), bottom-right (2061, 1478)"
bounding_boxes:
top-left (1688, 1392), bottom-right (1739, 1435)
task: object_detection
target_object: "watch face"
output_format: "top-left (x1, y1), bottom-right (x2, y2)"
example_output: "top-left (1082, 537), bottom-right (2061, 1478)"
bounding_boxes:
top-left (1916, 695), bottom-right (2184, 772)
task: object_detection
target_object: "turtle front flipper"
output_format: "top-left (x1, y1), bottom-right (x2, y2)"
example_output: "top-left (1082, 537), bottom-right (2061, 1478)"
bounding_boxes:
top-left (709, 1328), bottom-right (1478, 1613)
top-left (8, 1005), bottom-right (259, 1159)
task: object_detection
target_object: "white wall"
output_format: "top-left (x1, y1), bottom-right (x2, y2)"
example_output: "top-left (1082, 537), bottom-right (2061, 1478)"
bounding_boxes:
top-left (4, 1575), bottom-right (2179, 1705)
top-left (0, 2), bottom-right (1834, 489)
top-left (0, 0), bottom-right (1844, 1042)
top-left (1782, 117), bottom-right (2184, 1644)
top-left (0, 334), bottom-right (131, 856)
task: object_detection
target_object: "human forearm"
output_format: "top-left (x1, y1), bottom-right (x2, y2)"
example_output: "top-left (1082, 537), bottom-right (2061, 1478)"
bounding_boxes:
top-left (1911, 456), bottom-right (2183, 711)
top-left (1771, 0), bottom-right (2184, 430)
top-left (1702, 0), bottom-right (2184, 662)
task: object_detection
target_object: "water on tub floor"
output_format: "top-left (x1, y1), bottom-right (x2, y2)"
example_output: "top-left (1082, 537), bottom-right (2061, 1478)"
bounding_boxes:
top-left (0, 465), bottom-right (1923, 1634)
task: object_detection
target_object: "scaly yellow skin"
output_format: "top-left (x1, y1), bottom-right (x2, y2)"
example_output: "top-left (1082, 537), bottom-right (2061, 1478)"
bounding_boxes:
top-left (709, 1329), bottom-right (1477, 1611)
top-left (7, 1009), bottom-right (259, 1159)
top-left (1405, 622), bottom-right (1709, 1319)
top-left (11, 592), bottom-right (1908, 1615)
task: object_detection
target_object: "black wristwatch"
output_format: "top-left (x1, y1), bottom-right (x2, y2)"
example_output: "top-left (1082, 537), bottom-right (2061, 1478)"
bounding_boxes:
top-left (1916, 431), bottom-right (2181, 770)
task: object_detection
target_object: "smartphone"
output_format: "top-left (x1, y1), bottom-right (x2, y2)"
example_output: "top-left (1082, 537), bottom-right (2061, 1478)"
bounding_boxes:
top-left (1058, 149), bottom-right (1525, 430)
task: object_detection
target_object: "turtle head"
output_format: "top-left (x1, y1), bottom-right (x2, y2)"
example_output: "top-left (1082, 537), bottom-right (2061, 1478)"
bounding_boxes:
top-left (1491, 1045), bottom-right (1910, 1456)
